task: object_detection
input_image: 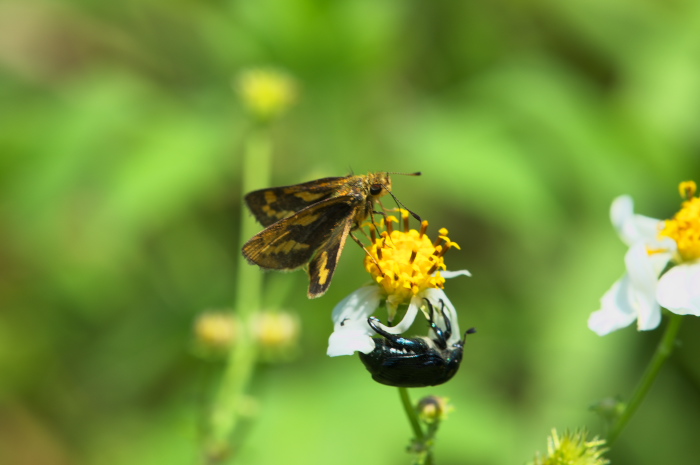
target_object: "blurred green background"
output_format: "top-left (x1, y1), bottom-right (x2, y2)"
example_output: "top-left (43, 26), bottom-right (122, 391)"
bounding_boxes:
top-left (1, 0), bottom-right (700, 464)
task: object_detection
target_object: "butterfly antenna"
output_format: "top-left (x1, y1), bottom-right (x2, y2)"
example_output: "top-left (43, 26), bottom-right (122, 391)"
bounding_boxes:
top-left (383, 171), bottom-right (421, 222)
top-left (381, 184), bottom-right (421, 223)
top-left (388, 171), bottom-right (422, 177)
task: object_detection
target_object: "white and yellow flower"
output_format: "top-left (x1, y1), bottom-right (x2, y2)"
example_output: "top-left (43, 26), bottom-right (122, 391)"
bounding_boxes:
top-left (589, 181), bottom-right (700, 336)
top-left (327, 212), bottom-right (470, 356)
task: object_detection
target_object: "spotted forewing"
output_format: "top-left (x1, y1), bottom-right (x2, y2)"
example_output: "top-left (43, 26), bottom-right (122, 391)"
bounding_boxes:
top-left (241, 173), bottom-right (392, 298)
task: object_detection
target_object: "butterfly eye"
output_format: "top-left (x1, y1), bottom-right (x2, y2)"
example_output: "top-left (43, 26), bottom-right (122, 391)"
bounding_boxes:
top-left (370, 184), bottom-right (383, 196)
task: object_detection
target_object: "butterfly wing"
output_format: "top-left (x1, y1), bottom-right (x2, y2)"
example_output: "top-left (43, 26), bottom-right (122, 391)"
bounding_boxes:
top-left (307, 215), bottom-right (354, 298)
top-left (241, 195), bottom-right (358, 270)
top-left (244, 176), bottom-right (350, 227)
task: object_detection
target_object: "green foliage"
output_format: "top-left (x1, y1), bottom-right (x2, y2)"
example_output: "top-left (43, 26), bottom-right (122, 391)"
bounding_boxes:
top-left (1, 0), bottom-right (699, 464)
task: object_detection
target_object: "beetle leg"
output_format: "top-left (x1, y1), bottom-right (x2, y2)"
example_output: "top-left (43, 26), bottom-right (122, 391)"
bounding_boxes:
top-left (367, 317), bottom-right (404, 343)
top-left (423, 298), bottom-right (448, 350)
top-left (438, 299), bottom-right (453, 342)
top-left (367, 317), bottom-right (429, 353)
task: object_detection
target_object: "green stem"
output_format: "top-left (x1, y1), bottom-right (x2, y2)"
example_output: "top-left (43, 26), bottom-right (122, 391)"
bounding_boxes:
top-left (399, 388), bottom-right (436, 465)
top-left (607, 313), bottom-right (683, 445)
top-left (205, 127), bottom-right (272, 461)
top-left (399, 387), bottom-right (424, 441)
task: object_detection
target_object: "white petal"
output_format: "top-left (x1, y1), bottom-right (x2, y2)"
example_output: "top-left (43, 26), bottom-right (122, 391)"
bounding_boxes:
top-left (624, 242), bottom-right (664, 330)
top-left (611, 196), bottom-right (662, 246)
top-left (331, 286), bottom-right (382, 325)
top-left (589, 275), bottom-right (638, 335)
top-left (633, 215), bottom-right (665, 243)
top-left (376, 296), bottom-right (421, 335)
top-left (657, 263), bottom-right (700, 316)
top-left (441, 269), bottom-right (472, 279)
top-left (327, 286), bottom-right (382, 357)
top-left (327, 323), bottom-right (376, 356)
top-left (647, 238), bottom-right (676, 276)
top-left (610, 195), bottom-right (635, 243)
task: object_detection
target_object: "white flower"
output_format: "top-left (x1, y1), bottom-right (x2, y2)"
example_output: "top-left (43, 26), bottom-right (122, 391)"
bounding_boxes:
top-left (326, 215), bottom-right (470, 356)
top-left (327, 285), bottom-right (466, 357)
top-left (589, 183), bottom-right (700, 336)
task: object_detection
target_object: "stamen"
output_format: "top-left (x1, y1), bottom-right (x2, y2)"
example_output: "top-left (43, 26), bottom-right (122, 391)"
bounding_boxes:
top-left (427, 256), bottom-right (441, 275)
top-left (363, 213), bottom-right (457, 306)
top-left (419, 220), bottom-right (429, 238)
top-left (436, 242), bottom-right (452, 259)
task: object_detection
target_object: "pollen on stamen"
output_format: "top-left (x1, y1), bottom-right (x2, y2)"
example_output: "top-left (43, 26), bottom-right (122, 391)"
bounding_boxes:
top-left (439, 236), bottom-right (461, 251)
top-left (419, 220), bottom-right (429, 238)
top-left (679, 180), bottom-right (696, 200)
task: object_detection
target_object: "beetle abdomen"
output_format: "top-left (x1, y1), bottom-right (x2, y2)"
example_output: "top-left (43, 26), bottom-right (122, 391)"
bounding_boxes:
top-left (358, 337), bottom-right (463, 387)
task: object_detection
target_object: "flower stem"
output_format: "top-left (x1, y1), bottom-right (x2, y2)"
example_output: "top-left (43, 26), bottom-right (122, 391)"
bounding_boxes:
top-left (399, 387), bottom-right (424, 440)
top-left (399, 388), bottom-right (436, 465)
top-left (607, 313), bottom-right (683, 445)
top-left (205, 127), bottom-right (272, 461)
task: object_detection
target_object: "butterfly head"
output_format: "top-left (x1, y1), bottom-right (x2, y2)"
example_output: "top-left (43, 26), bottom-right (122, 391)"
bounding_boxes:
top-left (367, 172), bottom-right (392, 199)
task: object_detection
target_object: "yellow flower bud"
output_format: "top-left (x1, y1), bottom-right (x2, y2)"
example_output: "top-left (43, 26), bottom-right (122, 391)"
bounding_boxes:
top-left (194, 311), bottom-right (239, 354)
top-left (235, 68), bottom-right (298, 122)
top-left (416, 395), bottom-right (453, 424)
top-left (250, 311), bottom-right (301, 362)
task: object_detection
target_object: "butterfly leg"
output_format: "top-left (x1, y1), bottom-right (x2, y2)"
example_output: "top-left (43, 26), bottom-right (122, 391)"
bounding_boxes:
top-left (350, 233), bottom-right (386, 278)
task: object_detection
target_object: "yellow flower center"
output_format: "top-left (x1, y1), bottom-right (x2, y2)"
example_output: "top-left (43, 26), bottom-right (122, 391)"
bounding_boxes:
top-left (659, 180), bottom-right (700, 262)
top-left (363, 211), bottom-right (460, 308)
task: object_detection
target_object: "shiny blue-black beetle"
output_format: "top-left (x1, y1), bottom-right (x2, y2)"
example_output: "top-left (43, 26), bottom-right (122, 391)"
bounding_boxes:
top-left (359, 299), bottom-right (475, 387)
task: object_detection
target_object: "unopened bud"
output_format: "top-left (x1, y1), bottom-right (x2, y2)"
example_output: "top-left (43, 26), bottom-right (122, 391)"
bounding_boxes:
top-left (416, 395), bottom-right (453, 424)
